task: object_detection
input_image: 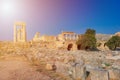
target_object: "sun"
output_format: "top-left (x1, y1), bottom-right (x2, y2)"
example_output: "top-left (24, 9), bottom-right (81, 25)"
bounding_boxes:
top-left (3, 3), bottom-right (12, 12)
top-left (1, 1), bottom-right (15, 15)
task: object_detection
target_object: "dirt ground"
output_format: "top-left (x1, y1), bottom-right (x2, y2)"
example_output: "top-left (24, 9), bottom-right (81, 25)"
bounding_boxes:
top-left (0, 55), bottom-right (51, 80)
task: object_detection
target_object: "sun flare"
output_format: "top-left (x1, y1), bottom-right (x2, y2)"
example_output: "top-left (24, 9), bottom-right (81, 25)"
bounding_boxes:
top-left (1, 1), bottom-right (15, 15)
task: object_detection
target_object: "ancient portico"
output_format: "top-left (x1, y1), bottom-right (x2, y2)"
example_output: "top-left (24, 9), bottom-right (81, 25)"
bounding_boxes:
top-left (58, 32), bottom-right (78, 41)
top-left (14, 22), bottom-right (27, 42)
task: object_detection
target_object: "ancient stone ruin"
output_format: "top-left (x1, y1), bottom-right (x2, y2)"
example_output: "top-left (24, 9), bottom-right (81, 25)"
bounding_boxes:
top-left (58, 31), bottom-right (79, 41)
top-left (32, 31), bottom-right (79, 51)
top-left (14, 22), bottom-right (27, 43)
top-left (13, 22), bottom-right (120, 52)
top-left (0, 22), bottom-right (119, 80)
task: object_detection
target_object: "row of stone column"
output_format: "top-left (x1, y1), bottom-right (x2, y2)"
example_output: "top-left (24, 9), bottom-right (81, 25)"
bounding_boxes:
top-left (64, 34), bottom-right (78, 40)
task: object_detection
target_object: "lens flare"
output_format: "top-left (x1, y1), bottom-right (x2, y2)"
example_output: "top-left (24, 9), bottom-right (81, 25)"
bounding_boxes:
top-left (1, 1), bottom-right (15, 15)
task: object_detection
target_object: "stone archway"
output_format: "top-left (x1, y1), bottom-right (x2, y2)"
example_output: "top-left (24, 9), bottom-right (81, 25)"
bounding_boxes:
top-left (67, 44), bottom-right (73, 51)
top-left (86, 71), bottom-right (91, 80)
top-left (77, 44), bottom-right (81, 50)
top-left (85, 46), bottom-right (90, 50)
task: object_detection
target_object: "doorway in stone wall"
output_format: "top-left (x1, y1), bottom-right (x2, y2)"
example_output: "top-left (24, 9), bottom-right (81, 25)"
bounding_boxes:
top-left (85, 46), bottom-right (90, 50)
top-left (67, 44), bottom-right (73, 51)
top-left (77, 44), bottom-right (82, 50)
top-left (86, 71), bottom-right (91, 80)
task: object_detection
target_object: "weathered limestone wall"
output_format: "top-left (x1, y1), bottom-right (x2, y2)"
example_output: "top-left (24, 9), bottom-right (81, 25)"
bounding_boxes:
top-left (32, 31), bottom-right (78, 51)
top-left (32, 40), bottom-right (77, 51)
top-left (97, 41), bottom-right (109, 51)
top-left (39, 35), bottom-right (57, 42)
top-left (33, 33), bottom-right (57, 42)
top-left (33, 32), bottom-right (40, 41)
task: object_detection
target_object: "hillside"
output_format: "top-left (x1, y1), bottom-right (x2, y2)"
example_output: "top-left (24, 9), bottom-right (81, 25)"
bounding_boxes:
top-left (96, 34), bottom-right (113, 41)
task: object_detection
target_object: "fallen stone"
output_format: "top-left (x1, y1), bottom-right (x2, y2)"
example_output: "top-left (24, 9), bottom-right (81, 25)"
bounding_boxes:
top-left (108, 69), bottom-right (120, 80)
top-left (45, 63), bottom-right (53, 70)
top-left (90, 69), bottom-right (109, 80)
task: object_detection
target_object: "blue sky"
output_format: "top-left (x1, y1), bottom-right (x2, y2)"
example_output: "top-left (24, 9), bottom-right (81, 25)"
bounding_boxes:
top-left (0, 0), bottom-right (120, 40)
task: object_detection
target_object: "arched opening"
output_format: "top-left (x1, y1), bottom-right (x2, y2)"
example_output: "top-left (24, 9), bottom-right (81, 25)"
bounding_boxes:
top-left (77, 44), bottom-right (81, 50)
top-left (104, 43), bottom-right (106, 47)
top-left (67, 44), bottom-right (73, 51)
top-left (86, 71), bottom-right (91, 80)
top-left (85, 46), bottom-right (90, 50)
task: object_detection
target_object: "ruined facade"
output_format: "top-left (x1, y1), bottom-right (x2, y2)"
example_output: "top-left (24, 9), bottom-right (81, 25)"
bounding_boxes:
top-left (14, 22), bottom-right (27, 42)
top-left (12, 22), bottom-right (79, 51)
top-left (33, 33), bottom-right (57, 42)
top-left (58, 31), bottom-right (78, 41)
top-left (32, 31), bottom-right (79, 51)
top-left (39, 35), bottom-right (57, 42)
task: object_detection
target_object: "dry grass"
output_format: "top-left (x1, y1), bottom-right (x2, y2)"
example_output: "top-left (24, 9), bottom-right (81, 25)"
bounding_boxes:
top-left (34, 60), bottom-right (71, 80)
top-left (0, 55), bottom-right (52, 80)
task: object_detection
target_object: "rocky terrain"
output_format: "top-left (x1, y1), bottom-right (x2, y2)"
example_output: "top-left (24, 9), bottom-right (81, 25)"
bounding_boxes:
top-left (0, 42), bottom-right (120, 80)
top-left (96, 34), bottom-right (112, 41)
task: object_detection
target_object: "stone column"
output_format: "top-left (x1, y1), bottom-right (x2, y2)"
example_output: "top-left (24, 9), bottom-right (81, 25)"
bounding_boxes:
top-left (66, 34), bottom-right (68, 40)
top-left (69, 35), bottom-right (71, 40)
top-left (72, 34), bottom-right (74, 40)
top-left (64, 34), bottom-right (66, 40)
top-left (17, 29), bottom-right (21, 42)
top-left (67, 34), bottom-right (69, 40)
top-left (22, 24), bottom-right (26, 42)
top-left (69, 34), bottom-right (72, 40)
top-left (76, 35), bottom-right (79, 40)
top-left (14, 25), bottom-right (17, 42)
top-left (72, 35), bottom-right (74, 40)
top-left (74, 35), bottom-right (76, 40)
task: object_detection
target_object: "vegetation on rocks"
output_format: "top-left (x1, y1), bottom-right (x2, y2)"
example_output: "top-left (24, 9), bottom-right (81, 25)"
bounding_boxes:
top-left (105, 36), bottom-right (120, 50)
top-left (76, 29), bottom-right (97, 50)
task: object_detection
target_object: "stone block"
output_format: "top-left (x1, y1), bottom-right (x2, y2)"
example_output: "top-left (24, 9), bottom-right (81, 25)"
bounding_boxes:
top-left (45, 63), bottom-right (53, 70)
top-left (90, 69), bottom-right (109, 80)
top-left (108, 69), bottom-right (120, 80)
